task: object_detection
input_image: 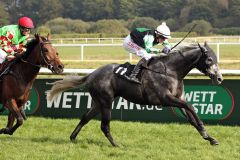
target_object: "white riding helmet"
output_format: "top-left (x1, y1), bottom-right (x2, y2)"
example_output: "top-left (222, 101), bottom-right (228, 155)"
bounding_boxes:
top-left (155, 22), bottom-right (171, 39)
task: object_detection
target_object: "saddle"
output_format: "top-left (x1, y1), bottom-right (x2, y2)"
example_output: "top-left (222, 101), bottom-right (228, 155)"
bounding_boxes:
top-left (113, 58), bottom-right (166, 82)
top-left (113, 62), bottom-right (143, 81)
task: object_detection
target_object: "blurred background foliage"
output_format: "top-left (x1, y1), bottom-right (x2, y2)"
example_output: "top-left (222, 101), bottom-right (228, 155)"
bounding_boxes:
top-left (1, 0), bottom-right (240, 37)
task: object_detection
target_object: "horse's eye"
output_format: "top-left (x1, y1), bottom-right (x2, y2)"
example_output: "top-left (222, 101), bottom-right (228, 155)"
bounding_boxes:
top-left (206, 57), bottom-right (213, 65)
top-left (43, 48), bottom-right (48, 53)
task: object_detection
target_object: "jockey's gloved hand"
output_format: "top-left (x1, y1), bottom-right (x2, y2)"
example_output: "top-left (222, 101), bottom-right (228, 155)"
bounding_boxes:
top-left (6, 55), bottom-right (15, 61)
top-left (17, 48), bottom-right (25, 54)
top-left (11, 45), bottom-right (18, 52)
top-left (152, 49), bottom-right (160, 54)
top-left (162, 47), bottom-right (171, 54)
top-left (14, 52), bottom-right (22, 59)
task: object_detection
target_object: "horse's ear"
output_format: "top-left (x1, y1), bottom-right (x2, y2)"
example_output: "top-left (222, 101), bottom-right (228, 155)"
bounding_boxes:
top-left (34, 33), bottom-right (39, 39)
top-left (197, 42), bottom-right (208, 54)
top-left (204, 41), bottom-right (208, 46)
top-left (197, 42), bottom-right (201, 49)
top-left (47, 33), bottom-right (51, 41)
top-left (35, 33), bottom-right (43, 42)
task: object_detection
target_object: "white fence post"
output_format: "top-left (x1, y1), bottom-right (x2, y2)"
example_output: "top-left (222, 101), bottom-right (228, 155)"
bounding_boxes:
top-left (129, 53), bottom-right (132, 62)
top-left (81, 45), bottom-right (84, 61)
top-left (216, 43), bottom-right (220, 62)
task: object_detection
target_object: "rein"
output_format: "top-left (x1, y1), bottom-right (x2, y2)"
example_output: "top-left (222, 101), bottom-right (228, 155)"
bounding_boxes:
top-left (142, 44), bottom-right (207, 77)
top-left (142, 58), bottom-right (168, 75)
top-left (171, 24), bottom-right (197, 50)
top-left (20, 58), bottom-right (41, 68)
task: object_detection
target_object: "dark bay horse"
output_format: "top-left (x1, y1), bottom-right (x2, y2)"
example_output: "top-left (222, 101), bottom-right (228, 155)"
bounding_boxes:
top-left (48, 42), bottom-right (223, 146)
top-left (0, 34), bottom-right (64, 135)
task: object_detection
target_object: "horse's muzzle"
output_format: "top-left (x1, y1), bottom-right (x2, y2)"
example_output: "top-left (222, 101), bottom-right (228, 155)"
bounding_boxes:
top-left (49, 64), bottom-right (64, 74)
top-left (212, 73), bottom-right (223, 85)
top-left (216, 74), bottom-right (223, 85)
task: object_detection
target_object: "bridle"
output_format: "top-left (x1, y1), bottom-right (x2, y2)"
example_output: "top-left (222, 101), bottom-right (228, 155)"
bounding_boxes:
top-left (196, 43), bottom-right (216, 75)
top-left (20, 41), bottom-right (56, 70)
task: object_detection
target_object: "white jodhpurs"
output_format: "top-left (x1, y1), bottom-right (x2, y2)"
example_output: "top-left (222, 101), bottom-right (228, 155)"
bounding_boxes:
top-left (0, 49), bottom-right (7, 64)
top-left (123, 35), bottom-right (156, 60)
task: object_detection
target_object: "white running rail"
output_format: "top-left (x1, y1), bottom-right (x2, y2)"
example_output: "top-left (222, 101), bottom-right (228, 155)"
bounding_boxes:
top-left (40, 68), bottom-right (240, 76)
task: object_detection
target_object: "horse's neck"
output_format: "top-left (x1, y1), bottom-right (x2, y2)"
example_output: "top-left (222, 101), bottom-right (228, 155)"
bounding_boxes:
top-left (168, 48), bottom-right (202, 79)
top-left (18, 55), bottom-right (41, 83)
top-left (18, 62), bottom-right (40, 83)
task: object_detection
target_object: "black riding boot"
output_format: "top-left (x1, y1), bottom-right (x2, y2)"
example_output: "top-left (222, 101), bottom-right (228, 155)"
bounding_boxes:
top-left (126, 58), bottom-right (146, 84)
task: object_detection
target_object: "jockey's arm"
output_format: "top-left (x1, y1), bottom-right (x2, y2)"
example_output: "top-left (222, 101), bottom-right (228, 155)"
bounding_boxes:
top-left (2, 44), bottom-right (25, 59)
top-left (1, 44), bottom-right (26, 61)
top-left (143, 35), bottom-right (161, 54)
top-left (1, 44), bottom-right (15, 56)
top-left (1, 31), bottom-right (27, 56)
top-left (162, 40), bottom-right (172, 54)
top-left (13, 45), bottom-right (26, 54)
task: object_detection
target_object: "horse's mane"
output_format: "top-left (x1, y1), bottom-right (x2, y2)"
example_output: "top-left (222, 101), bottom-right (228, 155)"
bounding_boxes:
top-left (25, 38), bottom-right (38, 55)
top-left (153, 43), bottom-right (200, 63)
top-left (23, 36), bottom-right (47, 58)
top-left (172, 43), bottom-right (199, 53)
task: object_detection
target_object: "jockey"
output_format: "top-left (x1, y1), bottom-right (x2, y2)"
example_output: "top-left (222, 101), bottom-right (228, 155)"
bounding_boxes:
top-left (123, 22), bottom-right (171, 83)
top-left (0, 16), bottom-right (34, 64)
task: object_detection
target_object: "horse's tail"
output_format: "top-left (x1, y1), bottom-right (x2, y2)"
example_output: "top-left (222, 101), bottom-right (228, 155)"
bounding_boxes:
top-left (47, 75), bottom-right (88, 101)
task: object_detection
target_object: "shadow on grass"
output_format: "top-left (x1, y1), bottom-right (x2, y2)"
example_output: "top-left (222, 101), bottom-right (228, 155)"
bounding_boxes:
top-left (0, 135), bottom-right (70, 144)
top-left (0, 134), bottom-right (117, 148)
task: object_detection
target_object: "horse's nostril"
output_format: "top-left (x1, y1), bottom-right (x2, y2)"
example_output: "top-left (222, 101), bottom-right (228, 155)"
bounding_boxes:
top-left (58, 64), bottom-right (64, 69)
top-left (218, 77), bottom-right (222, 82)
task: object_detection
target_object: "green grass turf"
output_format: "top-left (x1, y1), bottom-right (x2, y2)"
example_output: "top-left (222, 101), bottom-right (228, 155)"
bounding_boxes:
top-left (0, 116), bottom-right (239, 160)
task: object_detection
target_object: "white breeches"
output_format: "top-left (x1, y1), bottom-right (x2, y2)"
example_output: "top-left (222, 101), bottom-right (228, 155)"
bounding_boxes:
top-left (0, 49), bottom-right (7, 64)
top-left (123, 35), bottom-right (156, 60)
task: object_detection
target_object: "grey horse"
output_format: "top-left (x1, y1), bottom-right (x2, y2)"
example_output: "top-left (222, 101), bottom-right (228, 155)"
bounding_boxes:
top-left (48, 42), bottom-right (223, 146)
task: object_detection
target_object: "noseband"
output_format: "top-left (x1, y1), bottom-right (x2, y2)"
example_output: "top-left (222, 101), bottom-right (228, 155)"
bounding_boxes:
top-left (39, 41), bottom-right (55, 70)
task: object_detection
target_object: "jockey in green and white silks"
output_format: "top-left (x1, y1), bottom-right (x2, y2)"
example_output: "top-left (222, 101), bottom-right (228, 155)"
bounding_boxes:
top-left (0, 16), bottom-right (34, 64)
top-left (123, 22), bottom-right (171, 61)
top-left (123, 22), bottom-right (172, 83)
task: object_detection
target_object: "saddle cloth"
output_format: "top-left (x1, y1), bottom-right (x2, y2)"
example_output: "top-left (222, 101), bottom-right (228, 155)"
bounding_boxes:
top-left (113, 62), bottom-right (143, 81)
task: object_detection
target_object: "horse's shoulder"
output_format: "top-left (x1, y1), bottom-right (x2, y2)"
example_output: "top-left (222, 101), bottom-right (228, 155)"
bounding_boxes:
top-left (146, 57), bottom-right (165, 72)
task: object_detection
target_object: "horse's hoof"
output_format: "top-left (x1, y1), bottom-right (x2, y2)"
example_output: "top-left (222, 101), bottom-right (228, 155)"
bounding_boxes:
top-left (0, 129), bottom-right (4, 134)
top-left (0, 128), bottom-right (11, 135)
top-left (70, 135), bottom-right (76, 141)
top-left (210, 139), bottom-right (219, 145)
top-left (112, 144), bottom-right (119, 147)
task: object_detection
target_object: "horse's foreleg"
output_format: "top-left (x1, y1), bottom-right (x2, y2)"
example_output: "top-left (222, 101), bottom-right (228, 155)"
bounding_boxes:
top-left (181, 108), bottom-right (219, 145)
top-left (7, 112), bottom-right (15, 128)
top-left (100, 107), bottom-right (118, 147)
top-left (4, 99), bottom-right (24, 135)
top-left (165, 94), bottom-right (219, 145)
top-left (0, 112), bottom-right (15, 134)
top-left (179, 108), bottom-right (218, 144)
top-left (20, 107), bottom-right (27, 120)
top-left (179, 108), bottom-right (198, 129)
top-left (70, 105), bottom-right (100, 141)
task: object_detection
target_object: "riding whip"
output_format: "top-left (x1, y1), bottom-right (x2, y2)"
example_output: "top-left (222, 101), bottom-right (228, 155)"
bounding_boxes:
top-left (170, 24), bottom-right (197, 50)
